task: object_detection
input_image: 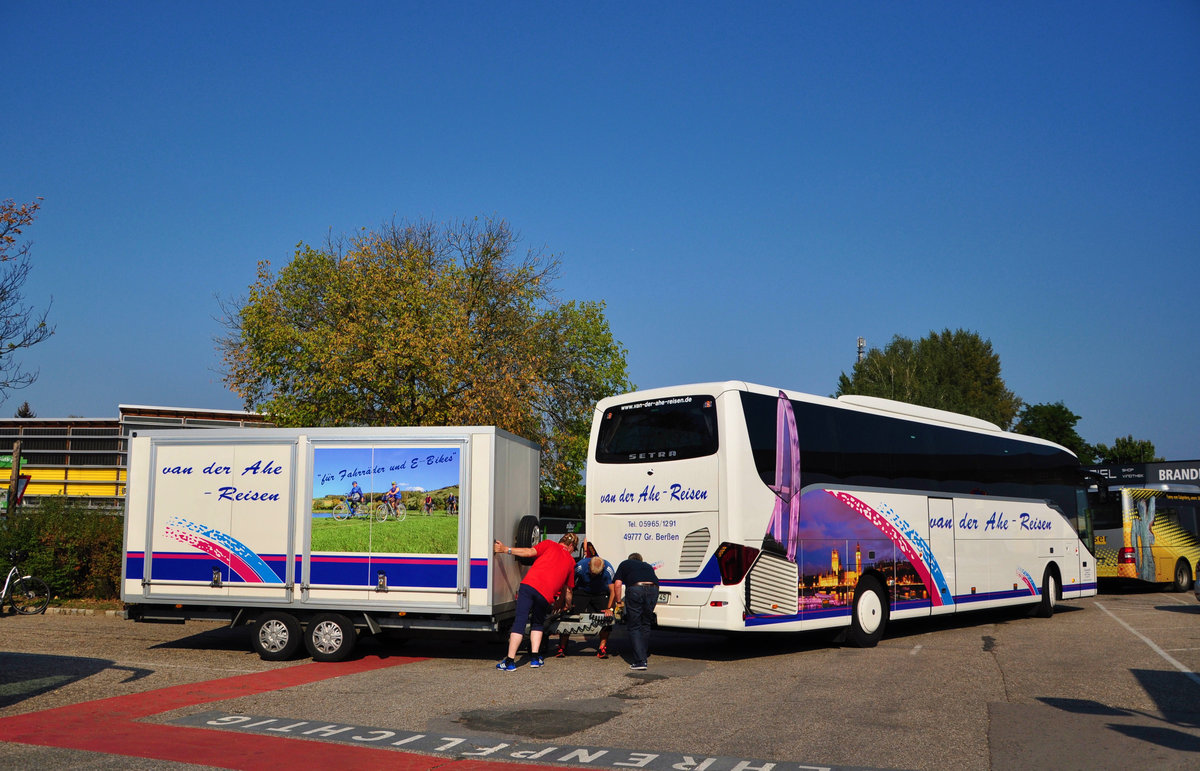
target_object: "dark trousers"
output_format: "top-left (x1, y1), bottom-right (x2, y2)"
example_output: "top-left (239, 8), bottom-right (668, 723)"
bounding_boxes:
top-left (625, 584), bottom-right (658, 665)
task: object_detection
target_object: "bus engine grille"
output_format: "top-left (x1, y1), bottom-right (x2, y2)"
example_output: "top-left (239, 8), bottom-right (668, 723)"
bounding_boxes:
top-left (679, 528), bottom-right (711, 574)
top-left (746, 552), bottom-right (799, 615)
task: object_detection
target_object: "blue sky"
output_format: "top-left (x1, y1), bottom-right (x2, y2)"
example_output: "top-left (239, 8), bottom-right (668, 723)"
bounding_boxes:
top-left (4, 2), bottom-right (1198, 459)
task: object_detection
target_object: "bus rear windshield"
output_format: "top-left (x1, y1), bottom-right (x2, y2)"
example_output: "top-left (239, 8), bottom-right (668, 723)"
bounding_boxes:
top-left (595, 395), bottom-right (718, 463)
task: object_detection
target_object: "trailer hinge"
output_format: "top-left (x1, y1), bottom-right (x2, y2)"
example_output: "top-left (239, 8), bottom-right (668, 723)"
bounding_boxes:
top-left (375, 570), bottom-right (389, 592)
top-left (210, 567), bottom-right (223, 588)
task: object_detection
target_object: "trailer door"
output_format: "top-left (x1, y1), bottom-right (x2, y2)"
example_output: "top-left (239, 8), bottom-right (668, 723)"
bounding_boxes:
top-left (305, 439), bottom-right (469, 610)
top-left (144, 440), bottom-right (294, 602)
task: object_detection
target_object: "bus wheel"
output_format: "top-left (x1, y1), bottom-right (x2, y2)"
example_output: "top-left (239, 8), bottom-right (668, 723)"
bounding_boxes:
top-left (1171, 560), bottom-right (1193, 593)
top-left (305, 613), bottom-right (357, 662)
top-left (847, 575), bottom-right (888, 648)
top-left (1033, 570), bottom-right (1058, 618)
top-left (252, 611), bottom-right (302, 660)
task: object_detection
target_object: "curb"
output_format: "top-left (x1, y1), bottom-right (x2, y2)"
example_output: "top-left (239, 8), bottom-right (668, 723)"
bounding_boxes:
top-left (45, 606), bottom-right (125, 618)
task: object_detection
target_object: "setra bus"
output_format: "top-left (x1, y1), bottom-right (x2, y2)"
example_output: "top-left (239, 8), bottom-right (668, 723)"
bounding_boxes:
top-left (585, 382), bottom-right (1097, 646)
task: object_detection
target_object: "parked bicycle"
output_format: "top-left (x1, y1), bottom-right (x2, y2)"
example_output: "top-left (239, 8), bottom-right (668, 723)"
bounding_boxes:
top-left (3, 550), bottom-right (49, 615)
top-left (332, 497), bottom-right (377, 521)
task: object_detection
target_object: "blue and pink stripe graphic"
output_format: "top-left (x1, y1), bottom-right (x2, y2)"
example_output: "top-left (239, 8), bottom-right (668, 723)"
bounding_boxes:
top-left (163, 516), bottom-right (283, 584)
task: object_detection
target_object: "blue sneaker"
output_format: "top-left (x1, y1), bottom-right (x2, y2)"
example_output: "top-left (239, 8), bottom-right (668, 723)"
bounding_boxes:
top-left (529, 654), bottom-right (545, 668)
top-left (496, 658), bottom-right (516, 671)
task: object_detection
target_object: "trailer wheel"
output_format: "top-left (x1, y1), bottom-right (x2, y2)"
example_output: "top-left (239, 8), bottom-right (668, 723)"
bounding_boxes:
top-left (515, 515), bottom-right (541, 566)
top-left (847, 575), bottom-right (888, 648)
top-left (305, 612), bottom-right (357, 662)
top-left (252, 611), bottom-right (302, 660)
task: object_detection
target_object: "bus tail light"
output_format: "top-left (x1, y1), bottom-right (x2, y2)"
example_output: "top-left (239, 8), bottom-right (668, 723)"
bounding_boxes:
top-left (1118, 547), bottom-right (1136, 564)
top-left (715, 542), bottom-right (760, 585)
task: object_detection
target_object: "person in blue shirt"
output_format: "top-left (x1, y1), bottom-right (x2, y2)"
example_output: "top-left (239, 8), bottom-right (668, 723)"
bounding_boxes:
top-left (556, 554), bottom-right (616, 659)
top-left (347, 481), bottom-right (364, 517)
top-left (383, 482), bottom-right (401, 515)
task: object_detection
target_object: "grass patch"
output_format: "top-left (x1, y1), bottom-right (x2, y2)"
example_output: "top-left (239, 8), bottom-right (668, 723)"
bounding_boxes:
top-left (310, 513), bottom-right (459, 554)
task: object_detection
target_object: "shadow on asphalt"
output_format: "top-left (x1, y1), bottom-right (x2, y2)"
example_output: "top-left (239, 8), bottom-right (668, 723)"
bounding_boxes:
top-left (0, 653), bottom-right (153, 710)
top-left (335, 603), bottom-right (1092, 665)
top-left (1155, 603), bottom-right (1200, 614)
top-left (150, 624), bottom-right (255, 654)
top-left (136, 595), bottom-right (1107, 666)
top-left (1098, 579), bottom-right (1188, 596)
top-left (1040, 667), bottom-right (1200, 754)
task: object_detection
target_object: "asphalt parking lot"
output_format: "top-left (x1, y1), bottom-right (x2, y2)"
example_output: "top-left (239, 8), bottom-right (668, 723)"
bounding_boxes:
top-left (2, 587), bottom-right (1199, 771)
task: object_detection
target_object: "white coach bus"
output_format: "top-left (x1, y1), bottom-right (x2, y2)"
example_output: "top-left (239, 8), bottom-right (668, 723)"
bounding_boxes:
top-left (585, 382), bottom-right (1097, 646)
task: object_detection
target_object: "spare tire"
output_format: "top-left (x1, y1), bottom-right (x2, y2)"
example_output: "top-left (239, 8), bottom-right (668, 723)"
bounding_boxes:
top-left (515, 515), bottom-right (541, 565)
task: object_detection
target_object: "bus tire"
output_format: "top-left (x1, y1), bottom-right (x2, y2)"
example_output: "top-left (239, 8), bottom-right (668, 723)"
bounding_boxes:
top-left (1171, 560), bottom-right (1192, 593)
top-left (252, 611), bottom-right (302, 660)
top-left (305, 612), bottom-right (357, 662)
top-left (1033, 570), bottom-right (1058, 618)
top-left (847, 575), bottom-right (888, 648)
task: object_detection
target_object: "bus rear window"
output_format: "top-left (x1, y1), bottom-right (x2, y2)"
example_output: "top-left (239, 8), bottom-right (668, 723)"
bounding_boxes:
top-left (595, 395), bottom-right (718, 463)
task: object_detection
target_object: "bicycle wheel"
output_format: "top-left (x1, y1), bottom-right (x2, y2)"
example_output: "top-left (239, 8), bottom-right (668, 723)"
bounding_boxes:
top-left (11, 576), bottom-right (50, 615)
top-left (333, 501), bottom-right (350, 521)
top-left (395, 505), bottom-right (407, 523)
top-left (375, 503), bottom-right (390, 523)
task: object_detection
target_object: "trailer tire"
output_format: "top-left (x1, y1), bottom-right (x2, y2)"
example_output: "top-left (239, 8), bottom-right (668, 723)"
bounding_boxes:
top-left (305, 612), bottom-right (357, 662)
top-left (515, 515), bottom-right (541, 566)
top-left (516, 515), bottom-right (541, 547)
top-left (252, 611), bottom-right (302, 660)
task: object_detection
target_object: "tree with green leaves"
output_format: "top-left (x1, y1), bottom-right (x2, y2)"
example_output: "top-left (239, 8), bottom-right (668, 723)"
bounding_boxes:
top-left (1012, 401), bottom-right (1094, 462)
top-left (13, 401), bottom-right (35, 418)
top-left (0, 198), bottom-right (55, 403)
top-left (836, 329), bottom-right (1022, 429)
top-left (1094, 435), bottom-right (1161, 464)
top-left (218, 217), bottom-right (631, 496)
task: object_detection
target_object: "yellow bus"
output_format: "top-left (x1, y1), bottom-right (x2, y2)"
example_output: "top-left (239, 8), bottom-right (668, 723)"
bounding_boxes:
top-left (1093, 487), bottom-right (1200, 592)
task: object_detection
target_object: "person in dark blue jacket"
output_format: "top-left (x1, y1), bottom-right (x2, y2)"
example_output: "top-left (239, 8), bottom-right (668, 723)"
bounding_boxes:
top-left (613, 553), bottom-right (658, 671)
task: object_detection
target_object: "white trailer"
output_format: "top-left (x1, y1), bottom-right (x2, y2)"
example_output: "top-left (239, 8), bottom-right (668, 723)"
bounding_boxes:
top-left (122, 426), bottom-right (543, 661)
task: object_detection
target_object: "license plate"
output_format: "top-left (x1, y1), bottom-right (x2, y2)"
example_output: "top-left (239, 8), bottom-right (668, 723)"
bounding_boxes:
top-left (657, 591), bottom-right (670, 604)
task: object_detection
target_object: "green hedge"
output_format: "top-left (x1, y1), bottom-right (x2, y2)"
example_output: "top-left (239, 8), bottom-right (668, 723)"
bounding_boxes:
top-left (0, 498), bottom-right (123, 601)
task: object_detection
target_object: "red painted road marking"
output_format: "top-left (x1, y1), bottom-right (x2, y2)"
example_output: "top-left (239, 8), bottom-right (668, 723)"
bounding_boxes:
top-left (0, 655), bottom-right (568, 771)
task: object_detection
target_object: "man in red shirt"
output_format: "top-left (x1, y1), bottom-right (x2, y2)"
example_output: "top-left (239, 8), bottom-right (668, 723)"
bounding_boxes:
top-left (493, 531), bottom-right (578, 670)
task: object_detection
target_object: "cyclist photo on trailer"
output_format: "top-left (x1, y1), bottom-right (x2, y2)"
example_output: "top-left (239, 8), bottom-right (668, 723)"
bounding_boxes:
top-left (310, 445), bottom-right (461, 556)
